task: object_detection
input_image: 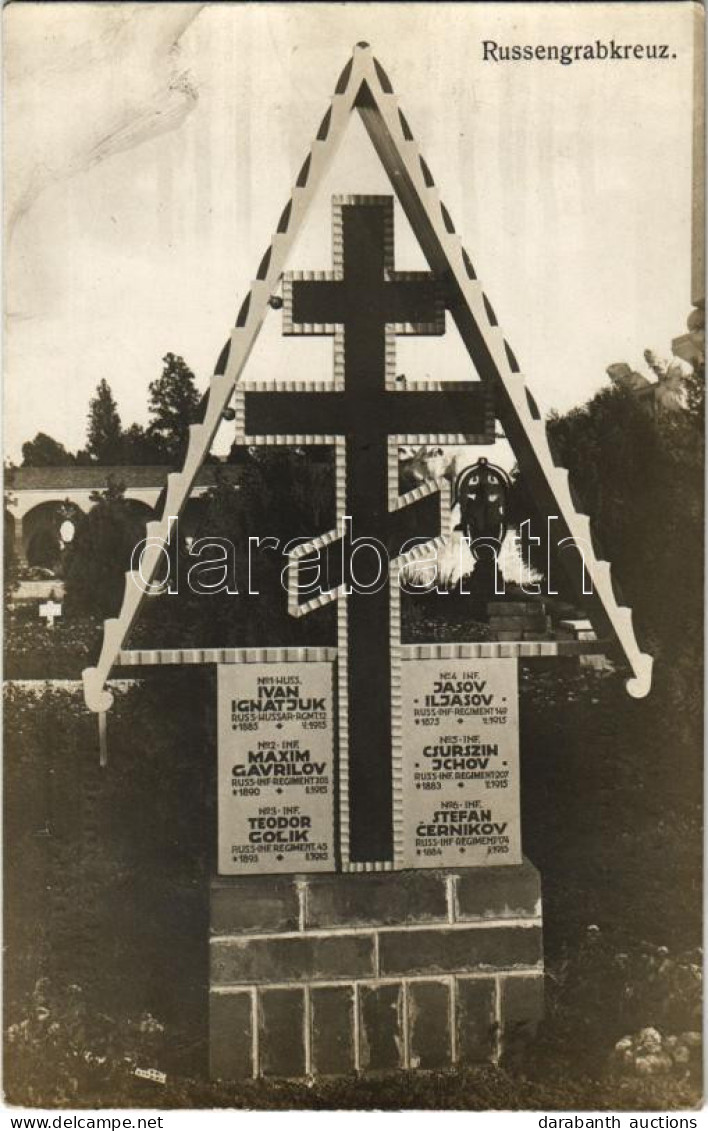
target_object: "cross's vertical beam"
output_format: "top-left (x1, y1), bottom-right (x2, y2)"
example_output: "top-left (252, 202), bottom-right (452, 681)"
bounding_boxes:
top-left (241, 196), bottom-right (493, 865)
top-left (253, 197), bottom-right (451, 864)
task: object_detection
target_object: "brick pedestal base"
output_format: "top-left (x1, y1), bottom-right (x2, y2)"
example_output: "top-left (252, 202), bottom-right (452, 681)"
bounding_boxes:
top-left (209, 861), bottom-right (543, 1079)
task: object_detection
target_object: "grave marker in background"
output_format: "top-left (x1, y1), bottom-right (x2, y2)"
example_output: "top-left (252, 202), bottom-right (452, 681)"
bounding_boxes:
top-left (39, 599), bottom-right (62, 628)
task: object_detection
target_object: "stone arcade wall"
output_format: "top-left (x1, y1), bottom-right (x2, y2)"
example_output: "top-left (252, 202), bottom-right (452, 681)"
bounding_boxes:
top-left (209, 862), bottom-right (543, 1079)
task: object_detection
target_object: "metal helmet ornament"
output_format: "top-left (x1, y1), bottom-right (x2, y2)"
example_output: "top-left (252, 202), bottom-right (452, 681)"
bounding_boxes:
top-left (454, 457), bottom-right (512, 558)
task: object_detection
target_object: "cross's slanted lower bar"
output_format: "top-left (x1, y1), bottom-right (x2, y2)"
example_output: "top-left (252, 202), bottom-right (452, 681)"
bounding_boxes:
top-left (243, 198), bottom-right (489, 863)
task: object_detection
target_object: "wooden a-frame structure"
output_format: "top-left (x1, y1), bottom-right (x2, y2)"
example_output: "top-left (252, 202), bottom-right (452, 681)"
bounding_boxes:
top-left (82, 42), bottom-right (653, 727)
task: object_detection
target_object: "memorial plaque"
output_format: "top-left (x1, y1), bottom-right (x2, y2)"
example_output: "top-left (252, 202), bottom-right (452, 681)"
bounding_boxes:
top-left (217, 661), bottom-right (336, 874)
top-left (400, 658), bottom-right (522, 869)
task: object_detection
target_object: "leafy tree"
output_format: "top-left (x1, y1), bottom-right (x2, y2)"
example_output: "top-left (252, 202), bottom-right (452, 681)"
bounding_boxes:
top-left (121, 423), bottom-right (167, 466)
top-left (682, 364), bottom-right (705, 428)
top-left (231, 446), bottom-right (336, 546)
top-left (63, 478), bottom-right (147, 618)
top-left (21, 433), bottom-right (75, 467)
top-left (135, 449), bottom-right (337, 649)
top-left (87, 380), bottom-right (123, 464)
top-left (509, 359), bottom-right (704, 723)
top-left (147, 354), bottom-right (201, 464)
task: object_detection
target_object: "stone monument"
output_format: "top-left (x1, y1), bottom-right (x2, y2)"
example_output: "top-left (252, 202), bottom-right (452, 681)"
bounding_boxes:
top-left (83, 44), bottom-right (653, 1079)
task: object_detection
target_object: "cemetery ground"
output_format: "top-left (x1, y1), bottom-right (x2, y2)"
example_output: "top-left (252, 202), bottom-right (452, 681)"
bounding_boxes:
top-left (3, 616), bottom-right (702, 1110)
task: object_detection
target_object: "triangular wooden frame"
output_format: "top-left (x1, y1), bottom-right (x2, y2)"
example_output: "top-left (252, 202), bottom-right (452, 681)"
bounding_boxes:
top-left (82, 42), bottom-right (652, 718)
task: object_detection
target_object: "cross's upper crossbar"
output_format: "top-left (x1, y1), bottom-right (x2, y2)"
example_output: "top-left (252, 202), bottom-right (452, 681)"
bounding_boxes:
top-left (292, 273), bottom-right (441, 328)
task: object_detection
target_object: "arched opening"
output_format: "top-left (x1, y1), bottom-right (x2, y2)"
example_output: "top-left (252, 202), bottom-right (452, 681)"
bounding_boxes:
top-left (4, 510), bottom-right (18, 580)
top-left (124, 498), bottom-right (154, 523)
top-left (23, 501), bottom-right (86, 574)
top-left (4, 509), bottom-right (15, 550)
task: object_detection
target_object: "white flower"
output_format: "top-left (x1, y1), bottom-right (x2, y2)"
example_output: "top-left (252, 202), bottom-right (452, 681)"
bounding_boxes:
top-left (635, 1053), bottom-right (671, 1076)
top-left (636, 1027), bottom-right (663, 1054)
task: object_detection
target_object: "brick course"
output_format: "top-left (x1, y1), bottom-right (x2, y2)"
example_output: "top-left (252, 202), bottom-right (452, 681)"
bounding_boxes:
top-left (209, 991), bottom-right (253, 1080)
top-left (211, 932), bottom-right (376, 984)
top-left (378, 925), bottom-right (542, 977)
top-left (259, 989), bottom-right (306, 1078)
top-left (305, 870), bottom-right (448, 928)
top-left (211, 864), bottom-right (542, 935)
top-left (209, 861), bottom-right (543, 1080)
top-left (456, 977), bottom-right (497, 1064)
top-left (359, 983), bottom-right (404, 1072)
top-left (211, 877), bottom-right (301, 934)
top-left (501, 974), bottom-right (544, 1061)
top-left (456, 860), bottom-right (541, 921)
top-left (311, 985), bottom-right (356, 1075)
top-left (408, 980), bottom-right (451, 1070)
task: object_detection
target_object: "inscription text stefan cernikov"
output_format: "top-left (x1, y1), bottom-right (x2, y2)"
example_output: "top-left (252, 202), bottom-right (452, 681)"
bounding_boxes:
top-left (481, 39), bottom-right (676, 65)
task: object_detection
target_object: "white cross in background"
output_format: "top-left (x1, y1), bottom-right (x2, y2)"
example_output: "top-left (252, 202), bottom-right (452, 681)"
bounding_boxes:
top-left (39, 600), bottom-right (62, 628)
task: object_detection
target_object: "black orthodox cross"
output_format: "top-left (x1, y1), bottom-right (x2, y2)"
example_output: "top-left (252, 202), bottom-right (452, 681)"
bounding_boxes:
top-left (241, 196), bottom-right (490, 863)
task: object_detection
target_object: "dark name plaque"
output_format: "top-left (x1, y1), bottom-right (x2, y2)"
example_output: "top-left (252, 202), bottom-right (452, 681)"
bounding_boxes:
top-left (217, 660), bottom-right (336, 874)
top-left (399, 657), bottom-right (522, 868)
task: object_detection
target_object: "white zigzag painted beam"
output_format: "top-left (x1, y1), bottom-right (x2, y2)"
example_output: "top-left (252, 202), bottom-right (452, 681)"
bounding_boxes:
top-left (355, 50), bottom-right (652, 698)
top-left (83, 42), bottom-right (652, 716)
top-left (82, 47), bottom-right (370, 714)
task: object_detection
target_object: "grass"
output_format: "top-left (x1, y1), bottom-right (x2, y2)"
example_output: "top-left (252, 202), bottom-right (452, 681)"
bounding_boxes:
top-left (3, 651), bottom-right (702, 1109)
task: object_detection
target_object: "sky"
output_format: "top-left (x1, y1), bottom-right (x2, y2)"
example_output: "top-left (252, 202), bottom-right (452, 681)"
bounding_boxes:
top-left (3, 2), bottom-right (697, 464)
